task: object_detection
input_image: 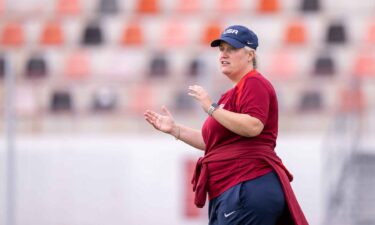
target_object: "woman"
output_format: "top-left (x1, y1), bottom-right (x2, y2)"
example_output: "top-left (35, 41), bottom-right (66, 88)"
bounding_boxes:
top-left (144, 25), bottom-right (308, 225)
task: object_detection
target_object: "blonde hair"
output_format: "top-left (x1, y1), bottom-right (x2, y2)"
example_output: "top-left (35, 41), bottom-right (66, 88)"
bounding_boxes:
top-left (244, 46), bottom-right (257, 69)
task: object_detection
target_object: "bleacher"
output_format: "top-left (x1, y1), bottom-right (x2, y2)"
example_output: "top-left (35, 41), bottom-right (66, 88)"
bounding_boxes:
top-left (1, 0), bottom-right (375, 134)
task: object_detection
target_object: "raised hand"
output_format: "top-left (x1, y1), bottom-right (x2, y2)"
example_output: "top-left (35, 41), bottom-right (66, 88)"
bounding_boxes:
top-left (144, 105), bottom-right (176, 134)
top-left (188, 85), bottom-right (213, 113)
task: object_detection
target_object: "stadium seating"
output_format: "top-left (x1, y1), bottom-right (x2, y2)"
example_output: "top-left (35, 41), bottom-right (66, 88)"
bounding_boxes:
top-left (0, 0), bottom-right (373, 133)
top-left (266, 48), bottom-right (298, 80)
top-left (201, 22), bottom-right (222, 45)
top-left (81, 21), bottom-right (104, 46)
top-left (326, 21), bottom-right (347, 45)
top-left (91, 86), bottom-right (118, 112)
top-left (148, 52), bottom-right (169, 78)
top-left (50, 89), bottom-right (74, 112)
top-left (313, 53), bottom-right (336, 76)
top-left (97, 0), bottom-right (120, 15)
top-left (175, 0), bottom-right (200, 14)
top-left (120, 20), bottom-right (144, 46)
top-left (284, 21), bottom-right (307, 45)
top-left (257, 0), bottom-right (280, 13)
top-left (40, 21), bottom-right (64, 46)
top-left (215, 0), bottom-right (241, 14)
top-left (185, 56), bottom-right (205, 78)
top-left (24, 53), bottom-right (48, 79)
top-left (64, 50), bottom-right (90, 80)
top-left (300, 0), bottom-right (321, 12)
top-left (353, 51), bottom-right (375, 77)
top-left (136, 0), bottom-right (160, 14)
top-left (298, 89), bottom-right (323, 112)
top-left (56, 0), bottom-right (81, 16)
top-left (338, 78), bottom-right (365, 113)
top-left (100, 50), bottom-right (145, 81)
top-left (1, 21), bottom-right (24, 47)
top-left (161, 20), bottom-right (189, 48)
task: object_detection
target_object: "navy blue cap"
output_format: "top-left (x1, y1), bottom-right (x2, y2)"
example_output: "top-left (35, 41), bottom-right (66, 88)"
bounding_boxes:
top-left (210, 25), bottom-right (259, 50)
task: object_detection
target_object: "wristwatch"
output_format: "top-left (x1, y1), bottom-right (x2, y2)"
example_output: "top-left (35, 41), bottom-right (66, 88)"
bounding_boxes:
top-left (207, 103), bottom-right (219, 116)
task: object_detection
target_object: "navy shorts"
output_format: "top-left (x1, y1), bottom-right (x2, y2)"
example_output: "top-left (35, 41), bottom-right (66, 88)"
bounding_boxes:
top-left (208, 171), bottom-right (286, 225)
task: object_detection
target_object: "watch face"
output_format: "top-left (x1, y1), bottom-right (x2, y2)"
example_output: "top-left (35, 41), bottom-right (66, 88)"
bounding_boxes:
top-left (212, 103), bottom-right (219, 108)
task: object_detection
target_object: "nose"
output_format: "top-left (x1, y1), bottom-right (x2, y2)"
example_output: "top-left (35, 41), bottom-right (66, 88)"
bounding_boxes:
top-left (220, 49), bottom-right (229, 59)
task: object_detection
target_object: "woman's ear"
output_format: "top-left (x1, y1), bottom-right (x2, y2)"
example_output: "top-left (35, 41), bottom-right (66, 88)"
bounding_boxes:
top-left (248, 50), bottom-right (255, 62)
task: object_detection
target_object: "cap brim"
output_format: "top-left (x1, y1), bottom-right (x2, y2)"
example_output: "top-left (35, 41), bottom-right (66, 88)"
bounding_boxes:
top-left (210, 37), bottom-right (245, 48)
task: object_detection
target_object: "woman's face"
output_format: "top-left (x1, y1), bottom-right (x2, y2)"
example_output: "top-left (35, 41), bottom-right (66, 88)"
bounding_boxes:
top-left (218, 42), bottom-right (253, 82)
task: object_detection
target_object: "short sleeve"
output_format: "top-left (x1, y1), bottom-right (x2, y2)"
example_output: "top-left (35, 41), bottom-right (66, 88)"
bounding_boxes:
top-left (237, 78), bottom-right (269, 124)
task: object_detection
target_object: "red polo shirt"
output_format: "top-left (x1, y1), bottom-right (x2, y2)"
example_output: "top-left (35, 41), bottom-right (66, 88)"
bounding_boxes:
top-left (201, 69), bottom-right (278, 200)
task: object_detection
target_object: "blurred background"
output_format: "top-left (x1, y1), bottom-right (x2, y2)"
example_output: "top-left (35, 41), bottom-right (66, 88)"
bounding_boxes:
top-left (0, 0), bottom-right (375, 224)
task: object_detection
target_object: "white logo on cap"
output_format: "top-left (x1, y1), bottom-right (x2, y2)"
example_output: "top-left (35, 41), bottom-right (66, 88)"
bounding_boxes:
top-left (223, 29), bottom-right (238, 35)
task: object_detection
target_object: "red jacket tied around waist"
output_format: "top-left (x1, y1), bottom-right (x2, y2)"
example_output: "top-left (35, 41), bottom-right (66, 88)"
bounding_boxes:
top-left (191, 146), bottom-right (308, 225)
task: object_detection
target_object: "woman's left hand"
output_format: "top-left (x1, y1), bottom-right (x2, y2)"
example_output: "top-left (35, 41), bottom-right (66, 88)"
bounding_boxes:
top-left (188, 85), bottom-right (213, 113)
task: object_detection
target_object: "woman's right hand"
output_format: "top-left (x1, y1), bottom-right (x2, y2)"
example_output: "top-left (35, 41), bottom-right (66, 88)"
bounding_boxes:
top-left (144, 105), bottom-right (177, 135)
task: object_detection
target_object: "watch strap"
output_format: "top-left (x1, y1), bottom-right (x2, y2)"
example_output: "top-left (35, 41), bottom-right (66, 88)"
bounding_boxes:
top-left (207, 103), bottom-right (219, 116)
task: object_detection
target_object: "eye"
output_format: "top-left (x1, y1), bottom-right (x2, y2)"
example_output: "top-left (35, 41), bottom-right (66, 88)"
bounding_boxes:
top-left (219, 45), bottom-right (236, 53)
top-left (227, 46), bottom-right (235, 51)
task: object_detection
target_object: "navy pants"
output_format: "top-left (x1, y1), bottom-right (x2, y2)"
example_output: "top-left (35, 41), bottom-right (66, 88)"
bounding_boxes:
top-left (208, 171), bottom-right (286, 225)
